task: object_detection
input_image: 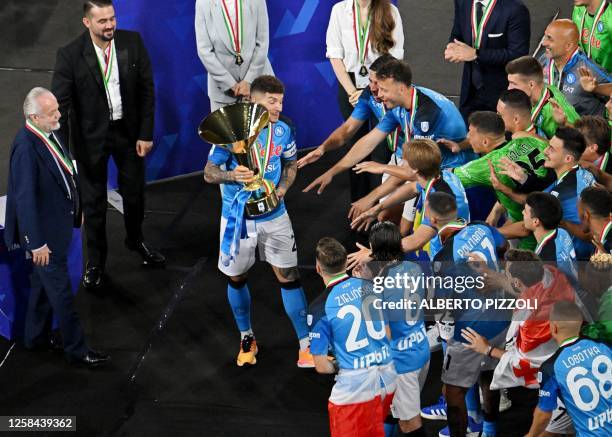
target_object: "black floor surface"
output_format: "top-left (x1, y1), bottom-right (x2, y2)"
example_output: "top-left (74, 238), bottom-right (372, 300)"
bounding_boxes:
top-left (0, 149), bottom-right (539, 436)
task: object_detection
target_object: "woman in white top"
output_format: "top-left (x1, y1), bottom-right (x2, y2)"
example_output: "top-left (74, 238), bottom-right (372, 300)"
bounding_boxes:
top-left (325, 0), bottom-right (404, 201)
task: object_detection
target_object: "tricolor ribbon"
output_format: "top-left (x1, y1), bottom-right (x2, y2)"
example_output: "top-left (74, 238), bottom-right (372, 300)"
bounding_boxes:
top-left (353, 0), bottom-right (371, 69)
top-left (403, 87), bottom-right (419, 140)
top-left (25, 120), bottom-right (74, 176)
top-left (325, 273), bottom-right (350, 288)
top-left (253, 123), bottom-right (274, 179)
top-left (579, 0), bottom-right (607, 58)
top-left (438, 219), bottom-right (468, 244)
top-left (220, 0), bottom-right (243, 60)
top-left (597, 221), bottom-right (611, 253)
top-left (471, 0), bottom-right (498, 49)
top-left (96, 40), bottom-right (115, 89)
top-left (381, 105), bottom-right (400, 153)
top-left (535, 229), bottom-right (557, 255)
top-left (527, 87), bottom-right (551, 133)
top-left (556, 165), bottom-right (579, 186)
top-left (546, 47), bottom-right (580, 89)
top-left (597, 151), bottom-right (609, 171)
top-left (421, 176), bottom-right (439, 217)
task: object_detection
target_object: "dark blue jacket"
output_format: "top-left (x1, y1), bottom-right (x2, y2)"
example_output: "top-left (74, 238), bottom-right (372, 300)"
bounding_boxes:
top-left (4, 127), bottom-right (77, 257)
top-left (450, 0), bottom-right (531, 108)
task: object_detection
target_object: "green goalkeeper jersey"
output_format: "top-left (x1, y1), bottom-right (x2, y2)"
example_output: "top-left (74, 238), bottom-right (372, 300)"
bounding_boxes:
top-left (454, 136), bottom-right (548, 223)
top-left (531, 85), bottom-right (580, 140)
top-left (573, 1), bottom-right (612, 73)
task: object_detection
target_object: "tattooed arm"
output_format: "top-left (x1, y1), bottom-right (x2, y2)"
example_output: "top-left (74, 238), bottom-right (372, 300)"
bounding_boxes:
top-left (276, 159), bottom-right (297, 199)
top-left (204, 161), bottom-right (254, 184)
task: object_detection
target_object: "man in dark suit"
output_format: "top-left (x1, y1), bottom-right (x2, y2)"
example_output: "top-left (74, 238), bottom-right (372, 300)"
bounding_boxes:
top-left (4, 88), bottom-right (109, 367)
top-left (52, 0), bottom-right (164, 290)
top-left (445, 0), bottom-right (531, 121)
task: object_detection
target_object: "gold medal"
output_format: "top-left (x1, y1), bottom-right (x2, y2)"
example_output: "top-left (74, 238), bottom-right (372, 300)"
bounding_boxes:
top-left (235, 54), bottom-right (243, 65)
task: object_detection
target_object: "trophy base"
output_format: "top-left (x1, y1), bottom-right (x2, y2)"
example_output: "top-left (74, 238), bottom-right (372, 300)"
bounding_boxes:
top-left (244, 179), bottom-right (279, 217)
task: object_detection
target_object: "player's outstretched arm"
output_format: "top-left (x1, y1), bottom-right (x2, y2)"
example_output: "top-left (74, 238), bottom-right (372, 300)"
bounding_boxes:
top-left (524, 407), bottom-right (552, 437)
top-left (297, 117), bottom-right (365, 169)
top-left (400, 225), bottom-right (436, 253)
top-left (348, 175), bottom-right (405, 221)
top-left (302, 128), bottom-right (387, 194)
top-left (498, 221), bottom-right (530, 239)
top-left (204, 162), bottom-right (254, 185)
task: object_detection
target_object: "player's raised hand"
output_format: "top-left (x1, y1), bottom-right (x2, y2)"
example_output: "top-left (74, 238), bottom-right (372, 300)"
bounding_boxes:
top-left (297, 147), bottom-right (324, 168)
top-left (487, 160), bottom-right (503, 191)
top-left (578, 66), bottom-right (598, 93)
top-left (303, 171), bottom-right (333, 194)
top-left (232, 165), bottom-right (256, 183)
top-left (346, 243), bottom-right (372, 272)
top-left (348, 196), bottom-right (375, 221)
top-left (461, 327), bottom-right (490, 354)
top-left (353, 161), bottom-right (386, 175)
top-left (350, 204), bottom-right (381, 231)
top-left (549, 98), bottom-right (567, 126)
top-left (498, 156), bottom-right (528, 184)
top-left (438, 138), bottom-right (461, 154)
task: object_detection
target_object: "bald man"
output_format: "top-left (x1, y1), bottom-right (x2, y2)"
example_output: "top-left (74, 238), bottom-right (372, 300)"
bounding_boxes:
top-left (539, 19), bottom-right (611, 116)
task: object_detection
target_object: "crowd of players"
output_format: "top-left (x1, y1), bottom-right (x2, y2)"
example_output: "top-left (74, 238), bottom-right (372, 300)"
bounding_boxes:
top-left (203, 4), bottom-right (612, 437)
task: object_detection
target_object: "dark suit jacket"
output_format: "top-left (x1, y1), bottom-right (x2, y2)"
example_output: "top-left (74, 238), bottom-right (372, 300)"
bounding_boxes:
top-left (4, 128), bottom-right (78, 257)
top-left (51, 30), bottom-right (154, 165)
top-left (450, 0), bottom-right (530, 108)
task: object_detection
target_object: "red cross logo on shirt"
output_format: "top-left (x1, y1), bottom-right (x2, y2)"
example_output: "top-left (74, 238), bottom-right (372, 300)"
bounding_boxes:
top-left (513, 358), bottom-right (539, 386)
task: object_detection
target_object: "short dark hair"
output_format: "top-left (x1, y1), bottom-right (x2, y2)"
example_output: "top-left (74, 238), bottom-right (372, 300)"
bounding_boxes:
top-left (499, 89), bottom-right (532, 116)
top-left (505, 56), bottom-right (544, 82)
top-left (369, 54), bottom-right (396, 73)
top-left (427, 192), bottom-right (457, 219)
top-left (505, 249), bottom-right (544, 287)
top-left (369, 222), bottom-right (404, 262)
top-left (554, 127), bottom-right (586, 161)
top-left (580, 186), bottom-right (612, 218)
top-left (251, 75), bottom-right (284, 95)
top-left (526, 192), bottom-right (562, 230)
top-left (468, 111), bottom-right (506, 137)
top-left (574, 115), bottom-right (611, 156)
top-left (376, 59), bottom-right (412, 87)
top-left (84, 0), bottom-right (113, 16)
top-left (316, 237), bottom-right (347, 275)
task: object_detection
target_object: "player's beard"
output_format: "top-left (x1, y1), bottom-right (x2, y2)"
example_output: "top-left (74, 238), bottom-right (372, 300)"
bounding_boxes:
top-left (97, 28), bottom-right (115, 42)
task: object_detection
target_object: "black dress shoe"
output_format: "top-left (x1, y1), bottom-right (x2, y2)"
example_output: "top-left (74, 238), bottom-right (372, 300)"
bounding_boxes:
top-left (26, 336), bottom-right (64, 353)
top-left (68, 349), bottom-right (110, 368)
top-left (125, 240), bottom-right (165, 268)
top-left (83, 265), bottom-right (103, 289)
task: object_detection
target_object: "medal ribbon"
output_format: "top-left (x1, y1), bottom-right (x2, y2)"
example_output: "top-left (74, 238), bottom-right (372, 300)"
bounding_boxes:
top-left (598, 151), bottom-right (609, 170)
top-left (96, 40), bottom-right (115, 89)
top-left (547, 47), bottom-right (580, 89)
top-left (325, 273), bottom-right (350, 288)
top-left (403, 87), bottom-right (419, 140)
top-left (598, 220), bottom-right (612, 251)
top-left (535, 229), bottom-right (557, 255)
top-left (438, 219), bottom-right (468, 244)
top-left (25, 120), bottom-right (74, 176)
top-left (579, 0), bottom-right (607, 58)
top-left (421, 175), bottom-right (439, 217)
top-left (471, 0), bottom-right (497, 49)
top-left (381, 105), bottom-right (400, 153)
top-left (220, 0), bottom-right (243, 59)
top-left (353, 0), bottom-right (371, 68)
top-left (527, 87), bottom-right (551, 132)
top-left (556, 165), bottom-right (578, 186)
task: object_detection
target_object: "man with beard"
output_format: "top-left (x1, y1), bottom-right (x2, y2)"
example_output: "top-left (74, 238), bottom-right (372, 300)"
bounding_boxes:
top-left (52, 0), bottom-right (164, 290)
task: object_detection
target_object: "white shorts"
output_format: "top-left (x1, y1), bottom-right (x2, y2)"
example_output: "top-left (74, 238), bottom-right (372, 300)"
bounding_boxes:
top-left (218, 212), bottom-right (297, 276)
top-left (381, 156), bottom-right (403, 203)
top-left (401, 197), bottom-right (418, 221)
top-left (391, 361), bottom-right (430, 420)
top-left (545, 399), bottom-right (575, 434)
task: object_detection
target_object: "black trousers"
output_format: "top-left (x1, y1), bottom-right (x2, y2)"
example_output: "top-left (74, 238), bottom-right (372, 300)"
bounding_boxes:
top-left (337, 83), bottom-right (391, 203)
top-left (24, 254), bottom-right (88, 358)
top-left (79, 120), bottom-right (145, 268)
top-left (459, 86), bottom-right (498, 124)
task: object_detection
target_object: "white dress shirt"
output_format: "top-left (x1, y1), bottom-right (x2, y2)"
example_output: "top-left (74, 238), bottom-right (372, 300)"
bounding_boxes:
top-left (326, 0), bottom-right (404, 73)
top-left (93, 40), bottom-right (124, 120)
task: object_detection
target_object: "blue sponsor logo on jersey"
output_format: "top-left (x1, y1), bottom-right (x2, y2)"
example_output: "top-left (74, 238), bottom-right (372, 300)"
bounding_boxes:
top-left (566, 73), bottom-right (576, 84)
top-left (598, 21), bottom-right (604, 33)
